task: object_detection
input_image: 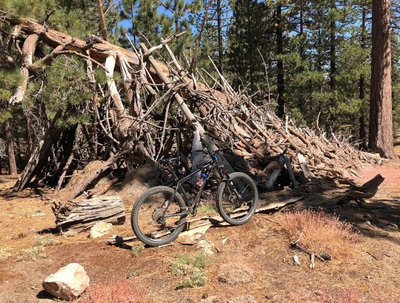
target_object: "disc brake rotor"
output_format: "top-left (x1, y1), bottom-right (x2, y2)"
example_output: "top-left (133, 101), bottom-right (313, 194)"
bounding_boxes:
top-left (152, 207), bottom-right (165, 224)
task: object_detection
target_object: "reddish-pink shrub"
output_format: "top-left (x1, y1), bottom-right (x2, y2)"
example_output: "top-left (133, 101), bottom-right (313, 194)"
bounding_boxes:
top-left (275, 209), bottom-right (358, 259)
top-left (76, 279), bottom-right (151, 303)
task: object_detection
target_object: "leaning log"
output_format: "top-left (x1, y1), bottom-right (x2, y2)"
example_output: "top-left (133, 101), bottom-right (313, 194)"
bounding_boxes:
top-left (51, 196), bottom-right (126, 231)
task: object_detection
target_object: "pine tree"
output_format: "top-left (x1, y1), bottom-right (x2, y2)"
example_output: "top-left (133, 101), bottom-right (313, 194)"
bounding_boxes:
top-left (194, 0), bottom-right (231, 74)
top-left (369, 0), bottom-right (395, 158)
top-left (227, 0), bottom-right (271, 95)
top-left (158, 0), bottom-right (202, 56)
top-left (0, 0), bottom-right (120, 173)
top-left (120, 0), bottom-right (162, 46)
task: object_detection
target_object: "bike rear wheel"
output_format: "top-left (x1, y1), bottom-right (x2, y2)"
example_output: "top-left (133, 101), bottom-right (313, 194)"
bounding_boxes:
top-left (131, 186), bottom-right (186, 247)
top-left (216, 172), bottom-right (258, 225)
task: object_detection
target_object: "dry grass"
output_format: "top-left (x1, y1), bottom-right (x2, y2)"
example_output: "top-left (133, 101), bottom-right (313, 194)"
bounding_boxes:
top-left (287, 286), bottom-right (399, 303)
top-left (275, 209), bottom-right (358, 259)
top-left (76, 279), bottom-right (151, 303)
top-left (0, 246), bottom-right (12, 260)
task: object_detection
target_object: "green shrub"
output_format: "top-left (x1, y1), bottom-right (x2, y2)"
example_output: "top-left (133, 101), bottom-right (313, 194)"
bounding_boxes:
top-left (131, 245), bottom-right (144, 257)
top-left (170, 252), bottom-right (212, 288)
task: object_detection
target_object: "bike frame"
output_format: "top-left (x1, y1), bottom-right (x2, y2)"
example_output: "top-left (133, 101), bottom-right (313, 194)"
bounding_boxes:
top-left (161, 151), bottom-right (228, 220)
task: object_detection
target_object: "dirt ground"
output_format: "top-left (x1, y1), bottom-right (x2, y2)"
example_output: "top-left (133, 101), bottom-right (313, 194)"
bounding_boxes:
top-left (1, 152), bottom-right (400, 302)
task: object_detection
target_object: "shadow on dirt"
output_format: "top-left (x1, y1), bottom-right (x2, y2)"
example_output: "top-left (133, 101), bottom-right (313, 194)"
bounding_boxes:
top-left (36, 290), bottom-right (54, 300)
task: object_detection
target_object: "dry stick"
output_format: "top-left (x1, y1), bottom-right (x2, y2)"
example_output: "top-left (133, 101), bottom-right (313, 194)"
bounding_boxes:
top-left (235, 115), bottom-right (264, 142)
top-left (57, 50), bottom-right (107, 70)
top-left (142, 31), bottom-right (186, 58)
top-left (208, 54), bottom-right (236, 97)
top-left (140, 82), bottom-right (187, 120)
top-left (140, 43), bottom-right (234, 172)
top-left (34, 43), bottom-right (67, 67)
top-left (165, 44), bottom-right (184, 72)
top-left (105, 54), bottom-right (126, 117)
top-left (155, 100), bottom-right (172, 160)
top-left (257, 48), bottom-right (271, 103)
top-left (117, 52), bottom-right (136, 114)
top-left (62, 153), bottom-right (118, 202)
top-left (93, 105), bottom-right (120, 144)
top-left (54, 140), bottom-right (76, 194)
top-left (86, 55), bottom-right (120, 145)
top-left (96, 0), bottom-right (108, 41)
top-left (12, 110), bottom-right (62, 192)
top-left (140, 44), bottom-right (211, 144)
top-left (125, 33), bottom-right (157, 96)
top-left (200, 102), bottom-right (263, 157)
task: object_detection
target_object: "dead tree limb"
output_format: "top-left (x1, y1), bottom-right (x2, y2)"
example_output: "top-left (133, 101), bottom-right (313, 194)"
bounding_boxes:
top-left (62, 153), bottom-right (118, 202)
top-left (9, 34), bottom-right (39, 104)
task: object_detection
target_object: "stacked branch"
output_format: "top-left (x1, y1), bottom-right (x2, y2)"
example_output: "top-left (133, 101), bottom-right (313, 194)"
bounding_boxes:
top-left (2, 12), bottom-right (381, 202)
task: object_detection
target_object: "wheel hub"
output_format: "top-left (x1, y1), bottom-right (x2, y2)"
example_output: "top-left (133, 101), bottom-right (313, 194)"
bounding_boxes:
top-left (152, 207), bottom-right (165, 224)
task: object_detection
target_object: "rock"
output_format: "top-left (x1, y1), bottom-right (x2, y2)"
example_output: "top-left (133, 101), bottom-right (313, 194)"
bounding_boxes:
top-left (218, 263), bottom-right (253, 284)
top-left (227, 295), bottom-right (258, 303)
top-left (42, 263), bottom-right (90, 300)
top-left (201, 295), bottom-right (222, 303)
top-left (89, 221), bottom-right (113, 239)
top-left (179, 225), bottom-right (211, 244)
top-left (119, 162), bottom-right (161, 200)
top-left (63, 230), bottom-right (77, 238)
top-left (197, 239), bottom-right (217, 255)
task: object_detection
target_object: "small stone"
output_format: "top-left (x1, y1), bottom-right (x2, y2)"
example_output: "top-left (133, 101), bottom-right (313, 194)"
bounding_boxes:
top-left (227, 295), bottom-right (258, 303)
top-left (89, 221), bottom-right (113, 239)
top-left (293, 255), bottom-right (301, 266)
top-left (63, 230), bottom-right (78, 238)
top-left (202, 295), bottom-right (221, 303)
top-left (42, 263), bottom-right (90, 300)
top-left (179, 225), bottom-right (211, 244)
top-left (197, 239), bottom-right (217, 255)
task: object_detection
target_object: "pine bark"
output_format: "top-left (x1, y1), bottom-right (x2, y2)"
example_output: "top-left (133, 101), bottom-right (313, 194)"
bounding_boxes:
top-left (9, 34), bottom-right (39, 104)
top-left (4, 119), bottom-right (17, 174)
top-left (329, 0), bottom-right (336, 127)
top-left (52, 196), bottom-right (125, 231)
top-left (96, 0), bottom-right (109, 41)
top-left (276, 5), bottom-right (284, 118)
top-left (359, 4), bottom-right (367, 149)
top-left (216, 0), bottom-right (224, 73)
top-left (369, 0), bottom-right (395, 158)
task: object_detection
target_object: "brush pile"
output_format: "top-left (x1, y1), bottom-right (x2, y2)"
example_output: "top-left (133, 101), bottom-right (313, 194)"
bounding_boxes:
top-left (2, 12), bottom-right (381, 201)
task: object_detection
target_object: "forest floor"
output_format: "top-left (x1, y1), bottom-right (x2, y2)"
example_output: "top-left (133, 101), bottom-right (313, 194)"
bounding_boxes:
top-left (1, 141), bottom-right (400, 303)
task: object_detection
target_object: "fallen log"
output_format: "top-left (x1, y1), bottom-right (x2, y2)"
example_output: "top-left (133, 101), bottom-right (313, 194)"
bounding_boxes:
top-left (59, 155), bottom-right (118, 202)
top-left (51, 196), bottom-right (126, 232)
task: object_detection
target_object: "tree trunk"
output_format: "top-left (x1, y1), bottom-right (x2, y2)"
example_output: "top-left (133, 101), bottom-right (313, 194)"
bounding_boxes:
top-left (12, 110), bottom-right (62, 191)
top-left (369, 0), bottom-right (395, 158)
top-left (25, 112), bottom-right (34, 156)
top-left (217, 0), bottom-right (224, 73)
top-left (359, 3), bottom-right (367, 149)
top-left (329, 0), bottom-right (336, 128)
top-left (4, 119), bottom-right (17, 174)
top-left (52, 196), bottom-right (125, 231)
top-left (276, 4), bottom-right (284, 118)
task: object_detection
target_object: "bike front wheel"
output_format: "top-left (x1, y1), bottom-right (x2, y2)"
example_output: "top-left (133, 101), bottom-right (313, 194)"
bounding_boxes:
top-left (216, 172), bottom-right (258, 226)
top-left (131, 186), bottom-right (186, 247)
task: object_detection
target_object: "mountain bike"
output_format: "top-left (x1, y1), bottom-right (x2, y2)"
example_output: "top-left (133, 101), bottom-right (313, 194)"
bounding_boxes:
top-left (131, 149), bottom-right (259, 247)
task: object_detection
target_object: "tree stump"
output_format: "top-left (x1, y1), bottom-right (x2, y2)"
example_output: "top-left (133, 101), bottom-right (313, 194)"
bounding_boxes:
top-left (52, 196), bottom-right (126, 232)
